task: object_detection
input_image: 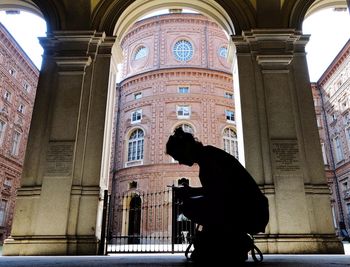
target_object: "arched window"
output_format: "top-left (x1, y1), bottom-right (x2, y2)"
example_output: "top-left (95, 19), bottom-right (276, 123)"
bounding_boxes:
top-left (223, 128), bottom-right (238, 159)
top-left (178, 123), bottom-right (194, 134)
top-left (128, 129), bottom-right (144, 161)
top-left (173, 40), bottom-right (193, 61)
top-left (134, 46), bottom-right (147, 60)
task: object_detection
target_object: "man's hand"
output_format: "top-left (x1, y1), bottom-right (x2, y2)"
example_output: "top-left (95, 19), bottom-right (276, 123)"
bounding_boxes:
top-left (168, 184), bottom-right (204, 200)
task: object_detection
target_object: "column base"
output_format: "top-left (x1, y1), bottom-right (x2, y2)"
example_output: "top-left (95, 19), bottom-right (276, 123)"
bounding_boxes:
top-left (2, 236), bottom-right (99, 256)
top-left (255, 234), bottom-right (344, 254)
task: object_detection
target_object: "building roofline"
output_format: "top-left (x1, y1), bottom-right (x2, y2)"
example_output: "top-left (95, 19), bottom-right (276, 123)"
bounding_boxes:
top-left (121, 12), bottom-right (223, 46)
top-left (135, 12), bottom-right (204, 26)
top-left (0, 21), bottom-right (39, 73)
top-left (317, 38), bottom-right (350, 86)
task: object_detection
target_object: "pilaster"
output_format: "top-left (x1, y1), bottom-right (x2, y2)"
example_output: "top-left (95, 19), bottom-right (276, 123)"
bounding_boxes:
top-left (232, 29), bottom-right (343, 253)
top-left (3, 31), bottom-right (116, 255)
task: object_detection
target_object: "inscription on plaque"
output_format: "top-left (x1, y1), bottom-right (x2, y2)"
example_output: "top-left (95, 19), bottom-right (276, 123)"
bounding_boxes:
top-left (45, 141), bottom-right (74, 176)
top-left (271, 140), bottom-right (300, 173)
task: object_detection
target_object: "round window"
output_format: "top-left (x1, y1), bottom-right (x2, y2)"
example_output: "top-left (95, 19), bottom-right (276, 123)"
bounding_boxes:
top-left (219, 46), bottom-right (228, 58)
top-left (173, 40), bottom-right (193, 61)
top-left (134, 46), bottom-right (148, 60)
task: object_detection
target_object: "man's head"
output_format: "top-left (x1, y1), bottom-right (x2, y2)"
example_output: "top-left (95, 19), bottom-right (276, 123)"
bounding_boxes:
top-left (166, 127), bottom-right (202, 166)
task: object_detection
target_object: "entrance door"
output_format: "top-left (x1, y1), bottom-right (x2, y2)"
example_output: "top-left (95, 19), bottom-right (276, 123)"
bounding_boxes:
top-left (128, 195), bottom-right (141, 244)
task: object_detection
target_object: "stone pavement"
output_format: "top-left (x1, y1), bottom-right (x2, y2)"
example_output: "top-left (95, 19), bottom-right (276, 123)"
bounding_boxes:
top-left (0, 254), bottom-right (349, 267)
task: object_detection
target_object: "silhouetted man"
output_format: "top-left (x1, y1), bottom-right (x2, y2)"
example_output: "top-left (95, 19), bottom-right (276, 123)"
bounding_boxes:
top-left (166, 127), bottom-right (269, 263)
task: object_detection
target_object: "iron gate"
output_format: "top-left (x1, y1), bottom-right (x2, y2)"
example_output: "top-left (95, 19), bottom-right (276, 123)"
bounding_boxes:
top-left (106, 188), bottom-right (196, 253)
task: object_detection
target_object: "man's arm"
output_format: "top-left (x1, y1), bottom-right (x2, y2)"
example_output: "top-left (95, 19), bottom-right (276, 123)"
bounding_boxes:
top-left (170, 185), bottom-right (204, 199)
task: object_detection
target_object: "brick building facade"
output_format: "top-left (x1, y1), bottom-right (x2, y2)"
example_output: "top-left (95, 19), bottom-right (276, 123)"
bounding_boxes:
top-left (110, 12), bottom-right (237, 240)
top-left (0, 22), bottom-right (39, 243)
top-left (312, 39), bottom-right (350, 238)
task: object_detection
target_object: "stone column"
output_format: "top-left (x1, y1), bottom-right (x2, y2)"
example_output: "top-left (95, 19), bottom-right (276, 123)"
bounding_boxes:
top-left (232, 29), bottom-right (343, 253)
top-left (3, 31), bottom-right (116, 255)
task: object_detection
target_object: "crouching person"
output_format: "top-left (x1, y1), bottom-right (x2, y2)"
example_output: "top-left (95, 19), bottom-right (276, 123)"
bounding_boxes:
top-left (166, 127), bottom-right (269, 264)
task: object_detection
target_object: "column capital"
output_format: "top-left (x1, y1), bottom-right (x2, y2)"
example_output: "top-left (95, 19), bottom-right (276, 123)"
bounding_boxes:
top-left (232, 29), bottom-right (310, 68)
top-left (54, 56), bottom-right (92, 74)
top-left (233, 29), bottom-right (309, 52)
top-left (39, 31), bottom-right (116, 73)
top-left (39, 31), bottom-right (116, 58)
top-left (97, 36), bottom-right (118, 58)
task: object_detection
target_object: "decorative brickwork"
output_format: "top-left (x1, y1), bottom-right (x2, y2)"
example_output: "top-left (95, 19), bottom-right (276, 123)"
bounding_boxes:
top-left (312, 39), bottom-right (350, 237)
top-left (110, 13), bottom-right (237, 238)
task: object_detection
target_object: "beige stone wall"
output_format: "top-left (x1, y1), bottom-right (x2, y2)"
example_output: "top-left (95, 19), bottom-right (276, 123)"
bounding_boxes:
top-left (3, 0), bottom-right (344, 255)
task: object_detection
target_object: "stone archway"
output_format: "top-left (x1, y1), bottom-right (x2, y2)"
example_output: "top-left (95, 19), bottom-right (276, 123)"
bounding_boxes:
top-left (92, 0), bottom-right (256, 36)
top-left (112, 0), bottom-right (235, 38)
top-left (306, 0), bottom-right (348, 16)
top-left (283, 0), bottom-right (348, 29)
top-left (94, 0), bottom-right (345, 255)
top-left (2, 0), bottom-right (345, 256)
top-left (0, 0), bottom-right (42, 16)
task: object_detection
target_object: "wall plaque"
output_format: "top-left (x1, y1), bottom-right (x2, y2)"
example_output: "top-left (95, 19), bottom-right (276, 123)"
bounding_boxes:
top-left (271, 139), bottom-right (301, 174)
top-left (45, 141), bottom-right (74, 176)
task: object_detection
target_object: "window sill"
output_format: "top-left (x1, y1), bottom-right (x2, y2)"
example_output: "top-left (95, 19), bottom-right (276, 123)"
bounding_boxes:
top-left (125, 160), bottom-right (143, 168)
top-left (177, 116), bottom-right (190, 119)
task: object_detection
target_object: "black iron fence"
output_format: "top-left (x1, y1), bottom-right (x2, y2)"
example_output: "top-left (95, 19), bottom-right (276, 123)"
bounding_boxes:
top-left (106, 188), bottom-right (196, 254)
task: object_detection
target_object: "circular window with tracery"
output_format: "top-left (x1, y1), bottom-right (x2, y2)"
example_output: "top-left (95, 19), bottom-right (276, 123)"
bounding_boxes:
top-left (173, 40), bottom-right (193, 61)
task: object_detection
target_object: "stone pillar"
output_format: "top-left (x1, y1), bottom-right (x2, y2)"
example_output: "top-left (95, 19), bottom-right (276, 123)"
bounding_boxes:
top-left (232, 29), bottom-right (343, 253)
top-left (3, 31), bottom-right (116, 255)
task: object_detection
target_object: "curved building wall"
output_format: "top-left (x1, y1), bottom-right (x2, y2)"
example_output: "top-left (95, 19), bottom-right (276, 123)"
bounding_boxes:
top-left (112, 13), bottom-right (236, 238)
top-left (120, 13), bottom-right (231, 78)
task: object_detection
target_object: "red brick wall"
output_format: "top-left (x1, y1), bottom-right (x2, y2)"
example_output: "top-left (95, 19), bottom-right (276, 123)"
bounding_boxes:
top-left (0, 22), bottom-right (39, 243)
top-left (111, 13), bottom-right (236, 237)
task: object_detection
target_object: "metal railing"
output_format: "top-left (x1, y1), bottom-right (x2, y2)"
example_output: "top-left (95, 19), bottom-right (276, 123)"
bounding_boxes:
top-left (106, 188), bottom-right (196, 254)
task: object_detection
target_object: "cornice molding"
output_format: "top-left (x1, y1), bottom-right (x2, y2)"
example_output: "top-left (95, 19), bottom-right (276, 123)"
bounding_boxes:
top-left (122, 13), bottom-right (222, 42)
top-left (318, 40), bottom-right (350, 86)
top-left (54, 56), bottom-right (92, 74)
top-left (232, 29), bottom-right (309, 68)
top-left (0, 24), bottom-right (39, 75)
top-left (119, 67), bottom-right (233, 87)
top-left (39, 31), bottom-right (115, 62)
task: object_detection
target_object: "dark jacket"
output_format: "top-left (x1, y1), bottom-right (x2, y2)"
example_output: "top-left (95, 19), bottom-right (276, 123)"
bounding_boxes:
top-left (197, 145), bottom-right (269, 233)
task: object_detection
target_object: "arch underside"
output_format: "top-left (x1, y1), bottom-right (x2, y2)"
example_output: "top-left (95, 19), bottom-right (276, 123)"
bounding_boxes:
top-left (3, 1), bottom-right (347, 37)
